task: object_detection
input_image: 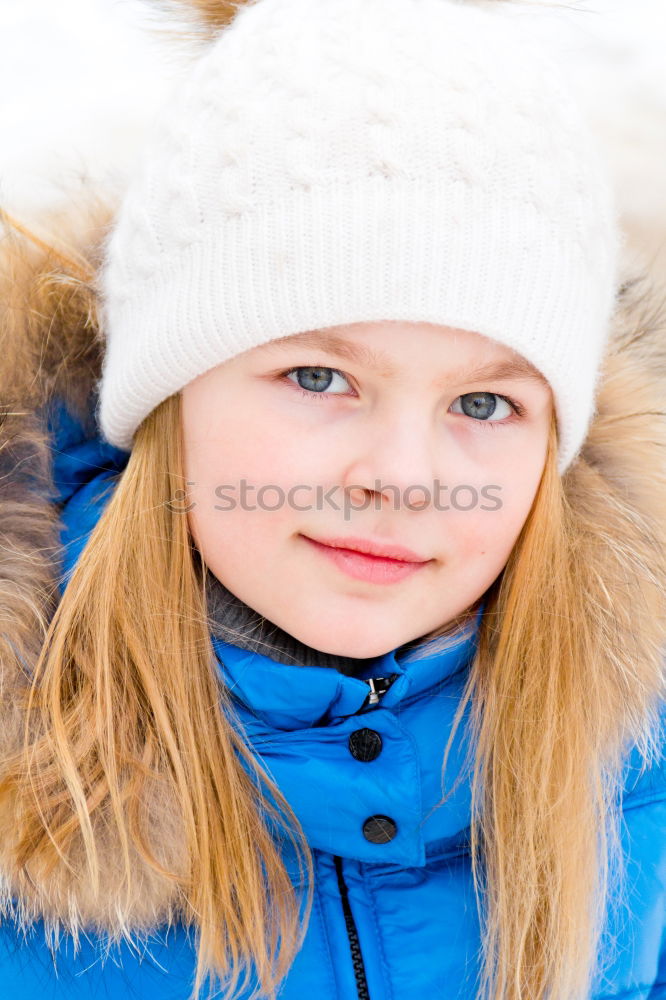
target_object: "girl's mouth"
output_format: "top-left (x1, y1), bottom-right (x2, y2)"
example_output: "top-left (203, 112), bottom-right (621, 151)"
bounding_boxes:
top-left (299, 534), bottom-right (431, 585)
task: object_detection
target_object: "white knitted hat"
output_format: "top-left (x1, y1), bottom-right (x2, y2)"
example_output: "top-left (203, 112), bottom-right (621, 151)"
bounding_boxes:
top-left (97, 0), bottom-right (622, 473)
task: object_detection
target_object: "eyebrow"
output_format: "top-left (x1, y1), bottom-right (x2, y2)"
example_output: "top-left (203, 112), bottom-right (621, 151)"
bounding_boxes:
top-left (263, 329), bottom-right (550, 388)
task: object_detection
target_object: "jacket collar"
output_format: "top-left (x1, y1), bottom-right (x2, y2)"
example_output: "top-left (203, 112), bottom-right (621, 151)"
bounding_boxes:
top-left (211, 611), bottom-right (483, 865)
top-left (211, 602), bottom-right (484, 732)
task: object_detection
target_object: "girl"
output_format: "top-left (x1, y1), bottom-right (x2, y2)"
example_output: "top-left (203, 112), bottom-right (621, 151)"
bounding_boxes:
top-left (1, 1), bottom-right (665, 999)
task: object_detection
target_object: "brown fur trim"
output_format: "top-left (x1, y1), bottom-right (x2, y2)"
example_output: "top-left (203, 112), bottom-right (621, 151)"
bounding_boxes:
top-left (1, 195), bottom-right (666, 934)
top-left (0, 201), bottom-right (113, 424)
top-left (0, 200), bottom-right (114, 771)
top-left (172, 0), bottom-right (253, 30)
top-left (0, 200), bottom-right (184, 944)
top-left (573, 262), bottom-right (666, 742)
top-left (140, 0), bottom-right (256, 46)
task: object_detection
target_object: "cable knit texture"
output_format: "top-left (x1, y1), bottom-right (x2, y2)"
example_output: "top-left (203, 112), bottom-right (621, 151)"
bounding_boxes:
top-left (97, 0), bottom-right (622, 472)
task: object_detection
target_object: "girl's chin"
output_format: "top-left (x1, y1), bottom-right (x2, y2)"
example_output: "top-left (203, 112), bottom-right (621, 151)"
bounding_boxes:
top-left (286, 626), bottom-right (401, 660)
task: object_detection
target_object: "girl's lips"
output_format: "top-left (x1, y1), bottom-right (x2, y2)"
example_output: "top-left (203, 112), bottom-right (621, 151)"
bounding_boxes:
top-left (303, 533), bottom-right (429, 562)
top-left (300, 534), bottom-right (431, 586)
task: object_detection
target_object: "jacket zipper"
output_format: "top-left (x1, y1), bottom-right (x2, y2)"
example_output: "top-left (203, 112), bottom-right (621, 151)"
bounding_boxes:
top-left (362, 672), bottom-right (399, 707)
top-left (333, 854), bottom-right (370, 1000)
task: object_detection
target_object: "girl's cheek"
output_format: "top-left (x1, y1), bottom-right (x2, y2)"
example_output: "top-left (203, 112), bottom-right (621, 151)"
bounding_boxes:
top-left (446, 486), bottom-right (526, 558)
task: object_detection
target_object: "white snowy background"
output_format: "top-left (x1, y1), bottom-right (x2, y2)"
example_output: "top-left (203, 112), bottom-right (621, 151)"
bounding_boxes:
top-left (1, 0), bottom-right (665, 273)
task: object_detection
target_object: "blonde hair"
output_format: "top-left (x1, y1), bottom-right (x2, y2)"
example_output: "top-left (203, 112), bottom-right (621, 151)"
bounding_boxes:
top-left (2, 211), bottom-right (665, 1000)
top-left (2, 384), bottom-right (313, 1000)
top-left (444, 411), bottom-right (664, 998)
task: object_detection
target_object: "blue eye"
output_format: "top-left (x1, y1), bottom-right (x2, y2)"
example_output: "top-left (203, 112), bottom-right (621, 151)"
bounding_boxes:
top-left (279, 368), bottom-right (523, 423)
top-left (450, 392), bottom-right (519, 423)
top-left (283, 366), bottom-right (353, 399)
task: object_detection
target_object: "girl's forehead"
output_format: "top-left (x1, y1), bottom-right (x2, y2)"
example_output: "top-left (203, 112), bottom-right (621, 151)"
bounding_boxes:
top-left (258, 323), bottom-right (549, 387)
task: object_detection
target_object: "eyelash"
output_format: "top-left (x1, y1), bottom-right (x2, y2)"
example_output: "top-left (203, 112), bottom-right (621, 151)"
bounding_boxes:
top-left (278, 366), bottom-right (525, 424)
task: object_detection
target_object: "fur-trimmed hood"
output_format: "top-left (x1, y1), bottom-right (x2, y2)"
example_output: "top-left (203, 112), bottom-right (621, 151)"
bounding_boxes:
top-left (1, 199), bottom-right (666, 942)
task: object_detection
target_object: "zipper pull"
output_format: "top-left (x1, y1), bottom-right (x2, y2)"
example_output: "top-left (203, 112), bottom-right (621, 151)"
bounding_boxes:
top-left (364, 672), bottom-right (400, 706)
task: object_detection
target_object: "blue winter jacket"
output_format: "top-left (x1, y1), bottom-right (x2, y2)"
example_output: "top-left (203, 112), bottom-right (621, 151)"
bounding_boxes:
top-left (1, 398), bottom-right (665, 1000)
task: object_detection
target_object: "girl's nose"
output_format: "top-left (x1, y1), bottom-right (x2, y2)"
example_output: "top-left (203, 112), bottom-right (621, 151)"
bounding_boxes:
top-left (341, 412), bottom-right (438, 511)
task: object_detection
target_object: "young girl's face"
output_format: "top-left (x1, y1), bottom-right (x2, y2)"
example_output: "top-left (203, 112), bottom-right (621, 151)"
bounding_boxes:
top-left (181, 322), bottom-right (553, 658)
